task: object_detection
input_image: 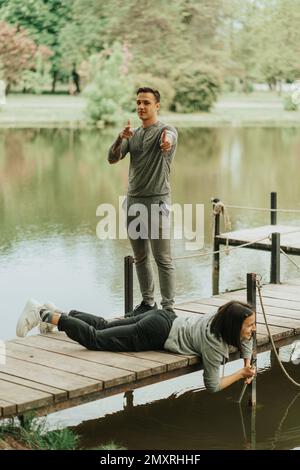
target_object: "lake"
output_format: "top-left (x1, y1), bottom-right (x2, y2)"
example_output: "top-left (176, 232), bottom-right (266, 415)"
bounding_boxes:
top-left (1, 126), bottom-right (300, 449)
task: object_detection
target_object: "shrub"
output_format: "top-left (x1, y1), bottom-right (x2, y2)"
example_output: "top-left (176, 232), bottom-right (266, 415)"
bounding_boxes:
top-left (18, 46), bottom-right (53, 94)
top-left (284, 95), bottom-right (298, 111)
top-left (84, 42), bottom-right (134, 126)
top-left (171, 64), bottom-right (221, 112)
top-left (129, 74), bottom-right (175, 111)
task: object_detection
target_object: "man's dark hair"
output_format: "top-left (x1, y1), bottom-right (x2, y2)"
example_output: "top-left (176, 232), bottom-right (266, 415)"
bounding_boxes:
top-left (210, 300), bottom-right (254, 350)
top-left (136, 87), bottom-right (160, 103)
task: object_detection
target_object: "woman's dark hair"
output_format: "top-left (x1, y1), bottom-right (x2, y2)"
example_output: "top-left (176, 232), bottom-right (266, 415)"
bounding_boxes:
top-left (136, 87), bottom-right (160, 103)
top-left (210, 300), bottom-right (254, 350)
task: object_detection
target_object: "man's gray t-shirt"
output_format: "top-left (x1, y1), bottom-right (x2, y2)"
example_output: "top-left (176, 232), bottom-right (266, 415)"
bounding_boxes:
top-left (109, 121), bottom-right (177, 198)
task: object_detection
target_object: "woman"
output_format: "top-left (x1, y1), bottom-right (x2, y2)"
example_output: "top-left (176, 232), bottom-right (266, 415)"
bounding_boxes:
top-left (16, 299), bottom-right (256, 393)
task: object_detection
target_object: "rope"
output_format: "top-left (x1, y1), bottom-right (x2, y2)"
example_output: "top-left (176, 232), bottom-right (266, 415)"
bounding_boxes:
top-left (280, 248), bottom-right (300, 272)
top-left (270, 391), bottom-right (300, 450)
top-left (212, 199), bottom-right (232, 230)
top-left (171, 234), bottom-right (271, 261)
top-left (256, 278), bottom-right (300, 387)
top-left (225, 204), bottom-right (300, 214)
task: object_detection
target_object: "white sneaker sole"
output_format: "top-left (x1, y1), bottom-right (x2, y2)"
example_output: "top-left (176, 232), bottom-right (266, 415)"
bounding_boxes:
top-left (16, 299), bottom-right (40, 337)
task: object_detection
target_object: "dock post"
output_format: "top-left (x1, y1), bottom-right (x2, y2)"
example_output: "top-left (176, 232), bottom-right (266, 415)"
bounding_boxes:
top-left (247, 272), bottom-right (257, 450)
top-left (247, 273), bottom-right (257, 408)
top-left (124, 255), bottom-right (134, 316)
top-left (270, 192), bottom-right (277, 225)
top-left (124, 390), bottom-right (134, 409)
top-left (270, 232), bottom-right (280, 284)
top-left (212, 198), bottom-right (221, 295)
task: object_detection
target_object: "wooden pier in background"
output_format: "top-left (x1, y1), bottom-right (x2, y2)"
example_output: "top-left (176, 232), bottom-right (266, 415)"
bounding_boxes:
top-left (212, 192), bottom-right (300, 294)
top-left (1, 278), bottom-right (300, 420)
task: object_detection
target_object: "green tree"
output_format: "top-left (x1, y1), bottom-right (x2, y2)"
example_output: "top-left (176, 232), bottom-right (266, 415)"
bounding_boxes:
top-left (0, 0), bottom-right (72, 91)
top-left (230, 0), bottom-right (300, 91)
top-left (84, 42), bottom-right (133, 126)
top-left (0, 21), bottom-right (37, 91)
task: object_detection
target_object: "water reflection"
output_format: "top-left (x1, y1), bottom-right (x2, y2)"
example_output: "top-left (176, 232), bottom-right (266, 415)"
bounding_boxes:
top-left (75, 360), bottom-right (300, 450)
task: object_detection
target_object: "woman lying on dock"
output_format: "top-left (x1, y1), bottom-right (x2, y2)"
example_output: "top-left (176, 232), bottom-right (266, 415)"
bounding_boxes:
top-left (16, 299), bottom-right (256, 393)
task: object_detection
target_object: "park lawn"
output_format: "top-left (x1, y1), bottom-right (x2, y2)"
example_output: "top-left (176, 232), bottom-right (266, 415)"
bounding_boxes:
top-left (1, 92), bottom-right (300, 128)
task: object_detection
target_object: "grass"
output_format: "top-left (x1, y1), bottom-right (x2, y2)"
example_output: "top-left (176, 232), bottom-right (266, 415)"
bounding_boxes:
top-left (0, 413), bottom-right (78, 450)
top-left (0, 413), bottom-right (127, 450)
top-left (0, 91), bottom-right (300, 128)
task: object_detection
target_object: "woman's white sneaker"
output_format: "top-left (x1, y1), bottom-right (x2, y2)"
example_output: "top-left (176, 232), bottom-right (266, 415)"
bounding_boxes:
top-left (39, 301), bottom-right (60, 334)
top-left (16, 298), bottom-right (42, 337)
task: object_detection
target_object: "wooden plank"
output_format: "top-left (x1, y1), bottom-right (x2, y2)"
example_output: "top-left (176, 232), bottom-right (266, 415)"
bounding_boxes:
top-left (216, 225), bottom-right (300, 254)
top-left (0, 356), bottom-right (101, 398)
top-left (176, 301), bottom-right (300, 329)
top-left (255, 289), bottom-right (300, 303)
top-left (286, 279), bottom-right (300, 286)
top-left (6, 341), bottom-right (135, 388)
top-left (175, 303), bottom-right (215, 314)
top-left (0, 399), bottom-right (16, 417)
top-left (175, 302), bottom-right (295, 343)
top-left (0, 379), bottom-right (52, 413)
top-left (0, 372), bottom-right (66, 403)
top-left (256, 323), bottom-right (293, 340)
top-left (218, 225), bottom-right (300, 244)
top-left (213, 292), bottom-right (300, 311)
top-left (11, 336), bottom-right (166, 380)
top-left (263, 285), bottom-right (300, 296)
top-left (121, 351), bottom-right (191, 371)
top-left (191, 296), bottom-right (300, 321)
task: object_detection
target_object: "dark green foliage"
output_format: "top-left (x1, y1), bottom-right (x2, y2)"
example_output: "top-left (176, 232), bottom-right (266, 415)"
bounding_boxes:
top-left (171, 65), bottom-right (221, 112)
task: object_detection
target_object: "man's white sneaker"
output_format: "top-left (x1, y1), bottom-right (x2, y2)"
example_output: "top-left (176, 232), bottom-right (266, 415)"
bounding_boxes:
top-left (16, 298), bottom-right (42, 337)
top-left (291, 341), bottom-right (300, 365)
top-left (39, 301), bottom-right (60, 334)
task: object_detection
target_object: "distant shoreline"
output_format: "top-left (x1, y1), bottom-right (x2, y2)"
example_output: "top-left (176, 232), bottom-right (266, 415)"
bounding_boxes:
top-left (1, 92), bottom-right (300, 128)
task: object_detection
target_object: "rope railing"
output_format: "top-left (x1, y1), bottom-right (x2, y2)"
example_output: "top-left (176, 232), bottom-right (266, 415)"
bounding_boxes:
top-left (172, 234), bottom-right (271, 262)
top-left (280, 248), bottom-right (300, 272)
top-left (128, 228), bottom-right (300, 265)
top-left (257, 278), bottom-right (300, 388)
top-left (224, 204), bottom-right (300, 214)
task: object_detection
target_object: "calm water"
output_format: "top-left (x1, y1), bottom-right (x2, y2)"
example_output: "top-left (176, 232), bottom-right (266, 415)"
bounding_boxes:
top-left (1, 127), bottom-right (300, 449)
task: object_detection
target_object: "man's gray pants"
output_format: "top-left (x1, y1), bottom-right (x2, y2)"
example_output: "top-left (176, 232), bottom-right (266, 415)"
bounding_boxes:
top-left (126, 196), bottom-right (176, 309)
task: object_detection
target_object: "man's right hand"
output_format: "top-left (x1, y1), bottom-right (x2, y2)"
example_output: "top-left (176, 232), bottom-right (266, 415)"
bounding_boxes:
top-left (120, 120), bottom-right (134, 139)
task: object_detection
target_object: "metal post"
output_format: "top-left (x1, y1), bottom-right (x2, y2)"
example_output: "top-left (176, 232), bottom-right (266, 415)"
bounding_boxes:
top-left (270, 232), bottom-right (280, 284)
top-left (247, 273), bottom-right (257, 450)
top-left (247, 273), bottom-right (257, 408)
top-left (124, 390), bottom-right (134, 409)
top-left (124, 255), bottom-right (134, 316)
top-left (270, 192), bottom-right (277, 225)
top-left (212, 198), bottom-right (221, 295)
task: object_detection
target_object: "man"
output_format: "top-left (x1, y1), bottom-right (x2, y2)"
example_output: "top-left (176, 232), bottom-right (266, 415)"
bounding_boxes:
top-left (108, 87), bottom-right (178, 316)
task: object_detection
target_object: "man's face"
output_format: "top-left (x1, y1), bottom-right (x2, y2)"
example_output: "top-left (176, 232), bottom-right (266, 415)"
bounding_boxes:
top-left (136, 92), bottom-right (160, 121)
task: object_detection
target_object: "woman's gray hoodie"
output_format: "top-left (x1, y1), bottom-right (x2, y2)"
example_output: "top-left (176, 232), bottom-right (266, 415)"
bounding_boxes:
top-left (164, 313), bottom-right (253, 393)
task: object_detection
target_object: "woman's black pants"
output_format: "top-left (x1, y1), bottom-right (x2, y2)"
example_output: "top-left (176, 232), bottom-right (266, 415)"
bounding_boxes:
top-left (58, 309), bottom-right (176, 352)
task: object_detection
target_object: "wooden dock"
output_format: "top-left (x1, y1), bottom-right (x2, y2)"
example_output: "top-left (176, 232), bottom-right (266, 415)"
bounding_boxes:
top-left (1, 278), bottom-right (300, 419)
top-left (216, 225), bottom-right (300, 255)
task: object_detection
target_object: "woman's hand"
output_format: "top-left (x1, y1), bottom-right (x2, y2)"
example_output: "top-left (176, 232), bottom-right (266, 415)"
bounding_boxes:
top-left (241, 365), bottom-right (256, 384)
